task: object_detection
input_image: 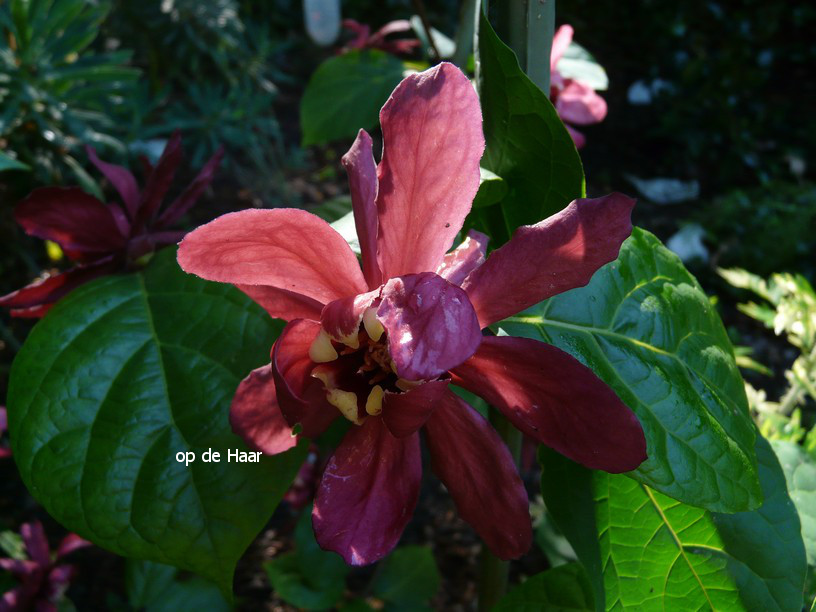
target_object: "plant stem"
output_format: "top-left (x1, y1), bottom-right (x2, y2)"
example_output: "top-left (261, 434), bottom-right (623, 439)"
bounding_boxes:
top-left (452, 0), bottom-right (478, 68)
top-left (412, 0), bottom-right (441, 60)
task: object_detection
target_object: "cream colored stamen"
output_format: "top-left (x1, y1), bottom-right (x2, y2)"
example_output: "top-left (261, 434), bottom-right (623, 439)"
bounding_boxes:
top-left (365, 385), bottom-right (384, 415)
top-left (308, 329), bottom-right (338, 363)
top-left (363, 307), bottom-right (384, 342)
top-left (327, 389), bottom-right (364, 425)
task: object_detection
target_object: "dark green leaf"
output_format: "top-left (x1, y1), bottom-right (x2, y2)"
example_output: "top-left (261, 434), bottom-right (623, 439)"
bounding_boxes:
top-left (495, 563), bottom-right (594, 612)
top-left (541, 436), bottom-right (806, 611)
top-left (471, 167), bottom-right (507, 209)
top-left (502, 228), bottom-right (761, 511)
top-left (126, 559), bottom-right (229, 612)
top-left (371, 546), bottom-right (439, 610)
top-left (472, 14), bottom-right (584, 245)
top-left (7, 248), bottom-right (304, 594)
top-left (300, 50), bottom-right (405, 146)
top-left (770, 440), bottom-right (816, 565)
top-left (0, 150), bottom-right (30, 172)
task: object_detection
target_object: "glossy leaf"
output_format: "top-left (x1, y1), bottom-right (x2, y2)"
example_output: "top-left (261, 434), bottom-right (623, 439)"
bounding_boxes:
top-left (540, 436), bottom-right (806, 611)
top-left (495, 563), bottom-right (594, 612)
top-left (126, 559), bottom-right (229, 612)
top-left (371, 546), bottom-right (440, 610)
top-left (501, 228), bottom-right (760, 512)
top-left (471, 14), bottom-right (584, 245)
top-left (770, 440), bottom-right (816, 565)
top-left (7, 248), bottom-right (304, 593)
top-left (301, 49), bottom-right (406, 146)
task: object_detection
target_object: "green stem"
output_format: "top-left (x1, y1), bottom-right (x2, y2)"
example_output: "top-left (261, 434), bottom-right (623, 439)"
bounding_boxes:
top-left (452, 0), bottom-right (478, 68)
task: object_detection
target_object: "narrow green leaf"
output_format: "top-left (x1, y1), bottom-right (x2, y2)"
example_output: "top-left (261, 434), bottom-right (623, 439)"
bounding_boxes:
top-left (502, 228), bottom-right (761, 511)
top-left (7, 248), bottom-right (303, 594)
top-left (770, 440), bottom-right (816, 565)
top-left (495, 563), bottom-right (594, 611)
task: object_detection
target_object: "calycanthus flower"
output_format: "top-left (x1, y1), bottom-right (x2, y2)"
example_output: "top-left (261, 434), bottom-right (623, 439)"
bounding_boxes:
top-left (178, 63), bottom-right (646, 565)
top-left (0, 133), bottom-right (223, 318)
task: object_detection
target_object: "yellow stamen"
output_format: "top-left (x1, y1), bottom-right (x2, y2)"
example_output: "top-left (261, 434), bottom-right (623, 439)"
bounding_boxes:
top-left (310, 365), bottom-right (335, 388)
top-left (365, 385), bottom-right (384, 416)
top-left (336, 331), bottom-right (360, 350)
top-left (327, 389), bottom-right (363, 425)
top-left (308, 329), bottom-right (338, 363)
top-left (363, 307), bottom-right (384, 342)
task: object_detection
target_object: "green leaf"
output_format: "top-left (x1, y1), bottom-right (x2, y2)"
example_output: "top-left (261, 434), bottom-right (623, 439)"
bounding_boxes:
top-left (495, 563), bottom-right (594, 612)
top-left (371, 546), bottom-right (440, 610)
top-left (126, 559), bottom-right (229, 612)
top-left (472, 13), bottom-right (584, 245)
top-left (7, 248), bottom-right (304, 594)
top-left (471, 167), bottom-right (507, 209)
top-left (501, 228), bottom-right (761, 512)
top-left (770, 440), bottom-right (816, 565)
top-left (0, 149), bottom-right (30, 172)
top-left (557, 42), bottom-right (609, 91)
top-left (301, 50), bottom-right (406, 146)
top-left (541, 436), bottom-right (806, 611)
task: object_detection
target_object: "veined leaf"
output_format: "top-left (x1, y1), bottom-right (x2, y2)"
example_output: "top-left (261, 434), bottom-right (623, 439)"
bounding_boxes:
top-left (496, 562), bottom-right (594, 611)
top-left (770, 440), bottom-right (816, 565)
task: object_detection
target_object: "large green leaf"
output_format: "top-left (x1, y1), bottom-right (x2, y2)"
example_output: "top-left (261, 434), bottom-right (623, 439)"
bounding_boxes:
top-left (300, 49), bottom-right (406, 146)
top-left (496, 563), bottom-right (594, 611)
top-left (471, 13), bottom-right (584, 245)
top-left (770, 440), bottom-right (816, 565)
top-left (7, 248), bottom-right (305, 593)
top-left (500, 228), bottom-right (760, 511)
top-left (371, 546), bottom-right (440, 611)
top-left (126, 559), bottom-right (229, 612)
top-left (541, 436), bottom-right (806, 611)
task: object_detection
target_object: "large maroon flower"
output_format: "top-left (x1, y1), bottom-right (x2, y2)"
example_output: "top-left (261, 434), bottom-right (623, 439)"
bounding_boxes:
top-left (178, 63), bottom-right (646, 565)
top-left (0, 521), bottom-right (90, 612)
top-left (0, 134), bottom-right (223, 318)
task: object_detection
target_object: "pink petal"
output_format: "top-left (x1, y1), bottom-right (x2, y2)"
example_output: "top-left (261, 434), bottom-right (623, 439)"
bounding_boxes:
top-left (462, 194), bottom-right (634, 328)
top-left (177, 209), bottom-right (367, 307)
top-left (556, 81), bottom-right (607, 125)
top-left (134, 131), bottom-right (183, 231)
top-left (381, 379), bottom-right (449, 437)
top-left (320, 290), bottom-right (379, 344)
top-left (435, 230), bottom-right (489, 286)
top-left (550, 24), bottom-right (574, 70)
top-left (376, 63), bottom-right (484, 278)
top-left (565, 124), bottom-right (587, 149)
top-left (85, 146), bottom-right (140, 217)
top-left (424, 390), bottom-right (532, 559)
top-left (313, 418), bottom-right (421, 565)
top-left (21, 521), bottom-right (51, 567)
top-left (272, 320), bottom-right (338, 437)
top-left (451, 336), bottom-right (647, 473)
top-left (155, 146), bottom-right (224, 229)
top-left (237, 285), bottom-right (324, 322)
top-left (54, 534), bottom-right (91, 560)
top-left (0, 557), bottom-right (39, 578)
top-left (45, 564), bottom-right (76, 601)
top-left (2, 585), bottom-right (26, 610)
top-left (377, 273), bottom-right (481, 381)
top-left (15, 187), bottom-right (126, 257)
top-left (342, 130), bottom-right (381, 288)
top-left (230, 365), bottom-right (299, 455)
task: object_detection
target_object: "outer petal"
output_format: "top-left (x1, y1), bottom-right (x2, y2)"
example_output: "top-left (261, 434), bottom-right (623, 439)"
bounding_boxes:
top-left (313, 418), bottom-right (421, 565)
top-left (15, 187), bottom-right (126, 256)
top-left (451, 336), bottom-right (647, 473)
top-left (55, 534), bottom-right (91, 560)
top-left (342, 130), bottom-right (381, 289)
top-left (424, 390), bottom-right (532, 559)
top-left (272, 320), bottom-right (338, 437)
top-left (237, 285), bottom-right (324, 322)
top-left (435, 230), bottom-right (489, 286)
top-left (376, 62), bottom-right (484, 278)
top-left (550, 24), bottom-right (574, 70)
top-left (85, 146), bottom-right (140, 217)
top-left (230, 365), bottom-right (299, 455)
top-left (178, 209), bottom-right (367, 306)
top-left (462, 194), bottom-right (634, 328)
top-left (381, 379), bottom-right (449, 437)
top-left (320, 289), bottom-right (379, 345)
top-left (377, 273), bottom-right (481, 381)
top-left (134, 131), bottom-right (183, 230)
top-left (556, 80), bottom-right (607, 125)
top-left (155, 146), bottom-right (225, 229)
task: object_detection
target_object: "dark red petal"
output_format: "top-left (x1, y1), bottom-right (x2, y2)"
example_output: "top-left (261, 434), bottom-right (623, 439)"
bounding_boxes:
top-left (21, 521), bottom-right (50, 567)
top-left (381, 379), bottom-right (449, 437)
top-left (436, 230), bottom-right (489, 286)
top-left (6, 304), bottom-right (53, 319)
top-left (237, 285), bottom-right (324, 322)
top-left (313, 418), bottom-right (421, 565)
top-left (451, 336), bottom-right (647, 473)
top-left (462, 194), bottom-right (634, 328)
top-left (54, 534), bottom-right (91, 560)
top-left (272, 320), bottom-right (338, 437)
top-left (177, 209), bottom-right (367, 306)
top-left (230, 365), bottom-right (299, 455)
top-left (377, 273), bottom-right (481, 381)
top-left (134, 131), bottom-right (183, 230)
top-left (342, 130), bottom-right (381, 289)
top-left (320, 289), bottom-right (379, 344)
top-left (424, 390), bottom-right (532, 559)
top-left (15, 187), bottom-right (126, 256)
top-left (155, 146), bottom-right (224, 229)
top-left (85, 145), bottom-right (140, 217)
top-left (376, 62), bottom-right (484, 278)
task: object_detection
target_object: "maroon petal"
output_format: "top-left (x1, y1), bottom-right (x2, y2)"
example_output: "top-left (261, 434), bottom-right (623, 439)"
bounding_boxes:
top-left (381, 379), bottom-right (449, 437)
top-left (21, 521), bottom-right (51, 567)
top-left (54, 534), bottom-right (91, 560)
top-left (177, 209), bottom-right (367, 307)
top-left (377, 273), bottom-right (481, 381)
top-left (44, 564), bottom-right (76, 601)
top-left (230, 365), bottom-right (299, 455)
top-left (556, 81), bottom-right (607, 125)
top-left (85, 146), bottom-right (140, 217)
top-left (376, 63), bottom-right (484, 278)
top-left (155, 146), bottom-right (225, 229)
top-left (237, 285), bottom-right (324, 322)
top-left (0, 406), bottom-right (9, 459)
top-left (436, 230), bottom-right (489, 286)
top-left (320, 290), bottom-right (379, 345)
top-left (15, 187), bottom-right (126, 257)
top-left (0, 557), bottom-right (39, 578)
top-left (424, 390), bottom-right (532, 559)
top-left (462, 194), bottom-right (634, 328)
top-left (342, 130), bottom-right (381, 289)
top-left (0, 257), bottom-right (118, 315)
top-left (134, 131), bottom-right (183, 230)
top-left (313, 418), bottom-right (421, 565)
top-left (5, 304), bottom-right (53, 319)
top-left (451, 336), bottom-right (647, 473)
top-left (272, 320), bottom-right (338, 437)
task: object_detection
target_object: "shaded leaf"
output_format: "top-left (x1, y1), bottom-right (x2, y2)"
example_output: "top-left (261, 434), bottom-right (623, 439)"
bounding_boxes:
top-left (371, 546), bottom-right (439, 610)
top-left (770, 440), bottom-right (816, 565)
top-left (126, 559), bottom-right (229, 612)
top-left (495, 563), bottom-right (594, 612)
